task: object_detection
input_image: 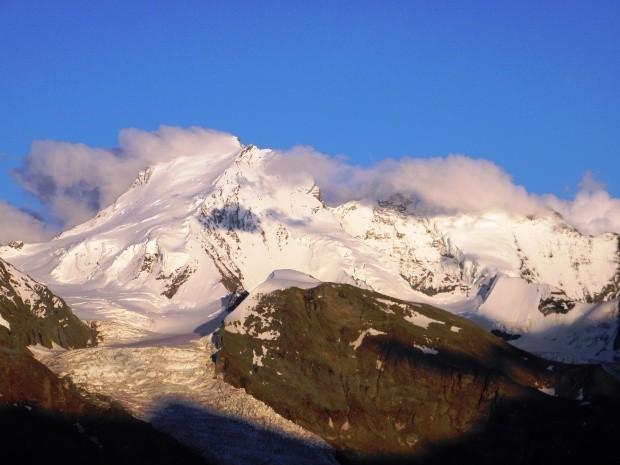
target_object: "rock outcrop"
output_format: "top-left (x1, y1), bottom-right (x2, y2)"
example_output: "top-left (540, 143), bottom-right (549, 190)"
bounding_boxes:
top-left (0, 258), bottom-right (96, 349)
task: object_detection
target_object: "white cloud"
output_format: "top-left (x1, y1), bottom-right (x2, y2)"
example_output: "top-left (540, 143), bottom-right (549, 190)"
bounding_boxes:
top-left (274, 146), bottom-right (620, 236)
top-left (6, 127), bottom-right (620, 238)
top-left (15, 126), bottom-right (240, 229)
top-left (578, 170), bottom-right (606, 193)
top-left (542, 182), bottom-right (620, 236)
top-left (273, 146), bottom-right (543, 216)
top-left (0, 200), bottom-right (52, 244)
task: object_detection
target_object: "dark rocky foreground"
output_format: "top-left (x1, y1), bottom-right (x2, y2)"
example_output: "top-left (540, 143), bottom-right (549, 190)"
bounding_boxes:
top-left (1, 336), bottom-right (210, 465)
top-left (0, 257), bottom-right (210, 465)
top-left (216, 283), bottom-right (620, 464)
top-left (0, 404), bottom-right (211, 465)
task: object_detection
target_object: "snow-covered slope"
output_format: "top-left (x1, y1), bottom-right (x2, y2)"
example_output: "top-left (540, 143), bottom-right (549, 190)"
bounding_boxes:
top-left (2, 138), bottom-right (244, 335)
top-left (1, 142), bottom-right (423, 335)
top-left (434, 211), bottom-right (620, 301)
top-left (2, 139), bottom-right (619, 362)
top-left (472, 275), bottom-right (619, 363)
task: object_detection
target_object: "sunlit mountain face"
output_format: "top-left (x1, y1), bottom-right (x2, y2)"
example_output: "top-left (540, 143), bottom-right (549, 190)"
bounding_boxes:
top-left (1, 139), bottom-right (619, 464)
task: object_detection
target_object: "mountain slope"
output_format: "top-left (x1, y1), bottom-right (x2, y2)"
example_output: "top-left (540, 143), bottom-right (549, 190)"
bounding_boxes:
top-left (0, 257), bottom-right (96, 349)
top-left (215, 271), bottom-right (620, 463)
top-left (0, 256), bottom-right (97, 412)
top-left (2, 141), bottom-right (619, 362)
top-left (473, 275), bottom-right (619, 362)
top-left (333, 198), bottom-right (620, 302)
top-left (0, 257), bottom-right (209, 465)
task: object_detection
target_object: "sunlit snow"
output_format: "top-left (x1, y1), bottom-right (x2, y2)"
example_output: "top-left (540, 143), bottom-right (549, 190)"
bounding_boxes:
top-left (403, 310), bottom-right (445, 329)
top-left (2, 142), bottom-right (618, 364)
top-left (351, 328), bottom-right (386, 350)
top-left (0, 313), bottom-right (10, 330)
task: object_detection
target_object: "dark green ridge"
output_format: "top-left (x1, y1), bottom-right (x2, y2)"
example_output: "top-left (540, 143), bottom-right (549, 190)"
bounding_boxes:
top-left (216, 282), bottom-right (620, 465)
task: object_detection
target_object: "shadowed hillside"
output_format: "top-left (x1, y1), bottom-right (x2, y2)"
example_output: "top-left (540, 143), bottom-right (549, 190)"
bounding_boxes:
top-left (216, 282), bottom-right (620, 463)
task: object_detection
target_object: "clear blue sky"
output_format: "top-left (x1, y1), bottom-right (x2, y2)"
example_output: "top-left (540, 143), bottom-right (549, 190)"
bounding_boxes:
top-left (1, 0), bottom-right (619, 210)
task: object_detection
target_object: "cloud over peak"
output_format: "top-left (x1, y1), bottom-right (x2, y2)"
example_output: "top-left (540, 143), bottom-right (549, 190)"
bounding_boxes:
top-left (14, 126), bottom-right (240, 229)
top-left (274, 145), bottom-right (620, 236)
top-left (273, 146), bottom-right (542, 216)
top-left (2, 126), bottom-right (618, 243)
top-left (543, 186), bottom-right (620, 237)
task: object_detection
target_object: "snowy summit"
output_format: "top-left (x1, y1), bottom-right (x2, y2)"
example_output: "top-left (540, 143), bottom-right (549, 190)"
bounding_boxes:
top-left (1, 139), bottom-right (618, 363)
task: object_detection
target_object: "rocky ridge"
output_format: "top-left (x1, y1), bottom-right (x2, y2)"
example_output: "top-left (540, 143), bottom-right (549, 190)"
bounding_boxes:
top-left (216, 272), bottom-right (620, 463)
top-left (0, 257), bottom-right (96, 349)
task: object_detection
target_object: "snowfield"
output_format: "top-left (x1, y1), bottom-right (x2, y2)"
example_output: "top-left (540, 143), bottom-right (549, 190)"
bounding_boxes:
top-left (476, 275), bottom-right (619, 363)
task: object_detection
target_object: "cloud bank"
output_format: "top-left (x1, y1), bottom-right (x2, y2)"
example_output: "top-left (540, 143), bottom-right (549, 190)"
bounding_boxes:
top-left (2, 126), bottom-right (619, 243)
top-left (542, 175), bottom-right (620, 237)
top-left (272, 146), bottom-right (542, 216)
top-left (274, 145), bottom-right (620, 236)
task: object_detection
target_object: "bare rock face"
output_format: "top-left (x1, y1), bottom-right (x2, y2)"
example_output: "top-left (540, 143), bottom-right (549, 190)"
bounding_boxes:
top-left (216, 283), bottom-right (620, 464)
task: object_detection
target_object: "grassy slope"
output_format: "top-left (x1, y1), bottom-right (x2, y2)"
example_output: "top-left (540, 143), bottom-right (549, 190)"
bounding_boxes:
top-left (217, 283), bottom-right (620, 464)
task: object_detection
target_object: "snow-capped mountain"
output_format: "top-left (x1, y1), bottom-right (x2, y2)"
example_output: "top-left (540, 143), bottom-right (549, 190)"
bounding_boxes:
top-left (2, 138), bottom-right (618, 362)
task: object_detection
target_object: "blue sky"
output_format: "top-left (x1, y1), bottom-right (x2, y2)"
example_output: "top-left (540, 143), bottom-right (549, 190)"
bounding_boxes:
top-left (1, 1), bottom-right (619, 221)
